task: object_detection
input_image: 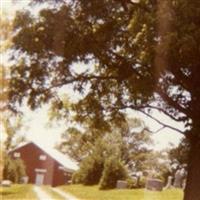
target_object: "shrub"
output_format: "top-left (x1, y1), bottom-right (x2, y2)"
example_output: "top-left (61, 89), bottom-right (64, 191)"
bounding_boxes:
top-left (127, 178), bottom-right (138, 189)
top-left (72, 171), bottom-right (84, 184)
top-left (3, 156), bottom-right (26, 183)
top-left (99, 156), bottom-right (128, 190)
top-left (3, 157), bottom-right (17, 182)
top-left (14, 159), bottom-right (26, 183)
top-left (74, 154), bottom-right (104, 185)
top-left (138, 176), bottom-right (147, 188)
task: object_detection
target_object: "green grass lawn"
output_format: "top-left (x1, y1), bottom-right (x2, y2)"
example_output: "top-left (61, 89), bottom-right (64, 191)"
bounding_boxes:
top-left (42, 186), bottom-right (65, 200)
top-left (0, 184), bottom-right (37, 200)
top-left (59, 184), bottom-right (184, 200)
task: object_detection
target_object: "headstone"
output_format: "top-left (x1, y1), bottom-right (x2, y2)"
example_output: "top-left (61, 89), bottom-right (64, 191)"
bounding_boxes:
top-left (173, 169), bottom-right (182, 188)
top-left (164, 176), bottom-right (173, 189)
top-left (21, 176), bottom-right (29, 184)
top-left (1, 180), bottom-right (12, 187)
top-left (130, 174), bottom-right (140, 188)
top-left (145, 178), bottom-right (164, 191)
top-left (131, 176), bottom-right (138, 182)
top-left (174, 168), bottom-right (186, 188)
top-left (67, 180), bottom-right (72, 184)
top-left (182, 179), bottom-right (187, 190)
top-left (116, 180), bottom-right (128, 189)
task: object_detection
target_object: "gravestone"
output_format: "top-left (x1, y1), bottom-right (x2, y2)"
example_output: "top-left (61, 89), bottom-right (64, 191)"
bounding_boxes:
top-left (21, 176), bottom-right (29, 184)
top-left (1, 180), bottom-right (12, 187)
top-left (174, 168), bottom-right (186, 188)
top-left (164, 176), bottom-right (173, 189)
top-left (145, 178), bottom-right (164, 191)
top-left (116, 180), bottom-right (128, 189)
top-left (173, 169), bottom-right (182, 188)
top-left (182, 178), bottom-right (187, 190)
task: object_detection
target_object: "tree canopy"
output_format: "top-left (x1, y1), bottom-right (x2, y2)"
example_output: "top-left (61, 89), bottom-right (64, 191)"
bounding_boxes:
top-left (10, 0), bottom-right (199, 133)
top-left (57, 117), bottom-right (152, 162)
top-left (8, 1), bottom-right (200, 199)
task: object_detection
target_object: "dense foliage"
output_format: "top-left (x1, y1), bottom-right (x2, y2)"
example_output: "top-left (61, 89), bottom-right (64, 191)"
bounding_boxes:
top-left (72, 139), bottom-right (105, 185)
top-left (72, 137), bottom-right (128, 188)
top-left (3, 156), bottom-right (26, 183)
top-left (64, 119), bottom-right (155, 189)
top-left (100, 156), bottom-right (128, 189)
top-left (169, 138), bottom-right (190, 166)
top-left (58, 117), bottom-right (152, 164)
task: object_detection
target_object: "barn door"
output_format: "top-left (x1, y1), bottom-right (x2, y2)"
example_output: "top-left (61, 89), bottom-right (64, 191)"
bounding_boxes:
top-left (35, 173), bottom-right (44, 185)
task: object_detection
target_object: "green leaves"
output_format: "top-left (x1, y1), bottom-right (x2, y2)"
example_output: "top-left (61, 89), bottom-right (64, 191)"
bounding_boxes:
top-left (3, 156), bottom-right (26, 183)
top-left (9, 0), bottom-right (200, 145)
top-left (99, 156), bottom-right (128, 189)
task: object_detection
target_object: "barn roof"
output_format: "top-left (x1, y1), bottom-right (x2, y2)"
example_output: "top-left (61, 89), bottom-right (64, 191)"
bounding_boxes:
top-left (12, 141), bottom-right (79, 172)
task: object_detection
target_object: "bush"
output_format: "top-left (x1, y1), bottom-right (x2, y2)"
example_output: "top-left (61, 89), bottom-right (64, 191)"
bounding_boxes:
top-left (74, 154), bottom-right (104, 185)
top-left (14, 159), bottom-right (26, 183)
top-left (99, 156), bottom-right (128, 190)
top-left (127, 178), bottom-right (137, 189)
top-left (138, 176), bottom-right (147, 188)
top-left (3, 157), bottom-right (16, 182)
top-left (72, 171), bottom-right (84, 184)
top-left (3, 156), bottom-right (26, 183)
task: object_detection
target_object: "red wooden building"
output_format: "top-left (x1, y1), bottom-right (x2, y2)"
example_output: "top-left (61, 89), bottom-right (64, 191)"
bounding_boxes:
top-left (10, 141), bottom-right (78, 186)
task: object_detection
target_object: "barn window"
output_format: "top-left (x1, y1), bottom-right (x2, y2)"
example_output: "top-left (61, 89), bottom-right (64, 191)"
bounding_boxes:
top-left (13, 152), bottom-right (20, 158)
top-left (39, 155), bottom-right (47, 160)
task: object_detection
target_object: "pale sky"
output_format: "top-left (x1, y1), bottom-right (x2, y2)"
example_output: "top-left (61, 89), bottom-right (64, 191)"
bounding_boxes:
top-left (1, 0), bottom-right (184, 150)
top-left (1, 0), bottom-right (30, 16)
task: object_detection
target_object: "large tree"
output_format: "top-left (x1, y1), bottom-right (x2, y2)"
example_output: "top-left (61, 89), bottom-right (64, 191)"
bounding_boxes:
top-left (9, 0), bottom-right (200, 199)
top-left (57, 117), bottom-right (152, 162)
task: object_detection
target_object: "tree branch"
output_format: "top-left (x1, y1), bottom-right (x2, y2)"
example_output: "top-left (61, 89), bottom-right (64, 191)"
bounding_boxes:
top-left (47, 75), bottom-right (118, 91)
top-left (41, 74), bottom-right (186, 135)
top-left (156, 87), bottom-right (188, 116)
top-left (145, 104), bottom-right (186, 123)
top-left (138, 109), bottom-right (185, 134)
top-left (143, 126), bottom-right (165, 134)
top-left (113, 104), bottom-right (185, 134)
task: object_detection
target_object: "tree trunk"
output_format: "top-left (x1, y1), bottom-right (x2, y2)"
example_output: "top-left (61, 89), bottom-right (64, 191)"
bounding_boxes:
top-left (184, 136), bottom-right (200, 200)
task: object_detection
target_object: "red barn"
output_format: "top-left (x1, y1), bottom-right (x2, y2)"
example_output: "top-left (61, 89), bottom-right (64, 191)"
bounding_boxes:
top-left (10, 141), bottom-right (78, 187)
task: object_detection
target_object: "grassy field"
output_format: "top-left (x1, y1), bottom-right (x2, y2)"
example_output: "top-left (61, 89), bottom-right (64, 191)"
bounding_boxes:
top-left (59, 184), bottom-right (184, 200)
top-left (0, 184), bottom-right (37, 200)
top-left (42, 186), bottom-right (65, 200)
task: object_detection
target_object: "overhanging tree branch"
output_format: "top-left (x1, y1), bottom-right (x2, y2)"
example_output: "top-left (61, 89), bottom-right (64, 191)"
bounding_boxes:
top-left (145, 104), bottom-right (186, 122)
top-left (156, 87), bottom-right (188, 116)
top-left (47, 75), bottom-right (118, 91)
top-left (138, 109), bottom-right (185, 134)
top-left (112, 104), bottom-right (185, 134)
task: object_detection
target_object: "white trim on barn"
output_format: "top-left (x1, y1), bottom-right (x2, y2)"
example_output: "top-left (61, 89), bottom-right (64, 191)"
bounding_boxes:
top-left (35, 168), bottom-right (47, 173)
top-left (39, 155), bottom-right (47, 160)
top-left (13, 152), bottom-right (21, 158)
